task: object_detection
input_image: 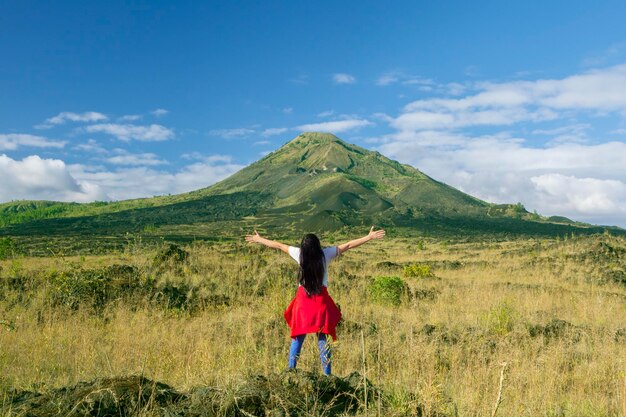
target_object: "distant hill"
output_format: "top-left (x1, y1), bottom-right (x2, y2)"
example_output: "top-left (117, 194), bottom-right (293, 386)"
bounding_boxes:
top-left (0, 132), bottom-right (623, 251)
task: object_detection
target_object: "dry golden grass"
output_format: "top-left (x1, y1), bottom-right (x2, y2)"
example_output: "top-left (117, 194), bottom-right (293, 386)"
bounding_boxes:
top-left (1, 234), bottom-right (626, 416)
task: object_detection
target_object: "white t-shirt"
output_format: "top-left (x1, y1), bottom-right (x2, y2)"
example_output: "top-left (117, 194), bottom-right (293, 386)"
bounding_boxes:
top-left (288, 246), bottom-right (339, 287)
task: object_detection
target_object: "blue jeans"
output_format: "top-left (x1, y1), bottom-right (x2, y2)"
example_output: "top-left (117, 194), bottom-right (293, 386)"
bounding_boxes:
top-left (288, 333), bottom-right (332, 375)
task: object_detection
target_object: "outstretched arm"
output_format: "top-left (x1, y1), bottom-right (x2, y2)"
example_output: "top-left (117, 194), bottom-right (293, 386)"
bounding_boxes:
top-left (337, 226), bottom-right (385, 255)
top-left (245, 230), bottom-right (290, 254)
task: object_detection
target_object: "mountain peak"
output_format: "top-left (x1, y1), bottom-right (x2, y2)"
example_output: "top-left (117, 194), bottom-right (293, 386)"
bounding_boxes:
top-left (291, 132), bottom-right (342, 144)
top-left (205, 132), bottom-right (489, 220)
top-left (276, 132), bottom-right (371, 173)
top-left (286, 132), bottom-right (350, 150)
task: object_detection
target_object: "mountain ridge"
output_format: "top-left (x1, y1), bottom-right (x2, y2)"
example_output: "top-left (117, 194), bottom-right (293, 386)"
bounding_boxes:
top-left (0, 132), bottom-right (623, 250)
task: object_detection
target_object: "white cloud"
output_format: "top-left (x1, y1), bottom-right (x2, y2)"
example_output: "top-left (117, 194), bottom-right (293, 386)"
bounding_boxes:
top-left (333, 73), bottom-right (356, 84)
top-left (0, 154), bottom-right (108, 202)
top-left (531, 124), bottom-right (590, 145)
top-left (0, 151), bottom-right (246, 203)
top-left (0, 134), bottom-right (67, 151)
top-left (209, 128), bottom-right (255, 138)
top-left (375, 130), bottom-right (626, 226)
top-left (253, 140), bottom-right (271, 146)
top-left (73, 139), bottom-right (108, 154)
top-left (395, 64), bottom-right (626, 132)
top-left (180, 152), bottom-right (204, 161)
top-left (376, 71), bottom-right (434, 87)
top-left (530, 174), bottom-right (626, 217)
top-left (289, 74), bottom-right (309, 85)
top-left (376, 72), bottom-right (401, 86)
top-left (151, 108), bottom-right (169, 117)
top-left (84, 123), bottom-right (175, 141)
top-left (180, 153), bottom-right (235, 163)
top-left (282, 107), bottom-right (293, 114)
top-left (37, 111), bottom-right (108, 129)
top-left (403, 77), bottom-right (435, 86)
top-left (68, 156), bottom-right (245, 201)
top-left (317, 110), bottom-right (335, 118)
top-left (445, 82), bottom-right (466, 96)
top-left (582, 42), bottom-right (626, 67)
top-left (297, 119), bottom-right (373, 134)
top-left (373, 63), bottom-right (626, 226)
top-left (119, 114), bottom-right (142, 122)
top-left (105, 150), bottom-right (167, 166)
top-left (531, 124), bottom-right (589, 136)
top-left (261, 127), bottom-right (288, 137)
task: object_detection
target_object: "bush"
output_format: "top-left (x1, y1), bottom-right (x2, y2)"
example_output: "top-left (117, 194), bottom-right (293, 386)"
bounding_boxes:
top-left (152, 244), bottom-right (189, 271)
top-left (368, 276), bottom-right (408, 306)
top-left (482, 302), bottom-right (517, 336)
top-left (403, 263), bottom-right (433, 278)
top-left (49, 269), bottom-right (109, 312)
top-left (48, 264), bottom-right (142, 313)
top-left (0, 237), bottom-right (18, 260)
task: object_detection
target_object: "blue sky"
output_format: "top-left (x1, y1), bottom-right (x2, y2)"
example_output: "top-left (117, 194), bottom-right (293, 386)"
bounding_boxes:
top-left (2, 1), bottom-right (626, 226)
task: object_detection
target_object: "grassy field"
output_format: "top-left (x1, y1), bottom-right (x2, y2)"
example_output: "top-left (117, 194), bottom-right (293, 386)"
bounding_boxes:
top-left (1, 232), bottom-right (626, 416)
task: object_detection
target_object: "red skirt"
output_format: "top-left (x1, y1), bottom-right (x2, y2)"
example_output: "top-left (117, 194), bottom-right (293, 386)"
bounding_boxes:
top-left (284, 286), bottom-right (342, 341)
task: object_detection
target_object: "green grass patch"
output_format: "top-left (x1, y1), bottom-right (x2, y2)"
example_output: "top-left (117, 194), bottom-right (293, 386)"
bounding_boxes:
top-left (368, 275), bottom-right (408, 306)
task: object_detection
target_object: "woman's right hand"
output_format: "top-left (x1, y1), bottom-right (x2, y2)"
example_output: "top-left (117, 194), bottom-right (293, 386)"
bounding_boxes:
top-left (245, 230), bottom-right (262, 244)
top-left (245, 231), bottom-right (290, 253)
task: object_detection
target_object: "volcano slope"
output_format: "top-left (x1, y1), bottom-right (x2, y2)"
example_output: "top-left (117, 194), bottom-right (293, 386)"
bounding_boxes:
top-left (0, 132), bottom-right (621, 253)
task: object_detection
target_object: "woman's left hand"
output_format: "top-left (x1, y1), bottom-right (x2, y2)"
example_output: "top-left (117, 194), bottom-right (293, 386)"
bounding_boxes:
top-left (367, 226), bottom-right (385, 240)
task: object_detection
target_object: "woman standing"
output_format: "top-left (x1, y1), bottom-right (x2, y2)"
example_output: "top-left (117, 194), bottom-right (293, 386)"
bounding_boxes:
top-left (245, 226), bottom-right (385, 375)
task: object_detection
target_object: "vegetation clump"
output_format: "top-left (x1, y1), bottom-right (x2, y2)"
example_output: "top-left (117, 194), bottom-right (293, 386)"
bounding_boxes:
top-left (0, 237), bottom-right (18, 260)
top-left (419, 324), bottom-right (461, 345)
top-left (412, 286), bottom-right (440, 301)
top-left (528, 318), bottom-right (582, 342)
top-left (152, 243), bottom-right (189, 269)
top-left (614, 327), bottom-right (626, 343)
top-left (6, 375), bottom-right (183, 417)
top-left (403, 263), bottom-right (434, 278)
top-left (47, 264), bottom-right (142, 313)
top-left (48, 269), bottom-right (109, 312)
top-left (482, 302), bottom-right (517, 336)
top-left (6, 370), bottom-right (374, 417)
top-left (368, 275), bottom-right (409, 306)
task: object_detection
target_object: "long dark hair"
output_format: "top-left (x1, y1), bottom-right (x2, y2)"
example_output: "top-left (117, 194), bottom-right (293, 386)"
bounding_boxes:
top-left (298, 234), bottom-right (325, 295)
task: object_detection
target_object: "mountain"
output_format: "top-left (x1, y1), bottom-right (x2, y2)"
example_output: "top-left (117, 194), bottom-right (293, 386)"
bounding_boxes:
top-left (204, 132), bottom-right (489, 229)
top-left (0, 132), bottom-right (622, 251)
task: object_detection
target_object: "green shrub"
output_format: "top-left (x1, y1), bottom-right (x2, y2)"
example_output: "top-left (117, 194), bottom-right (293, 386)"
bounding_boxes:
top-left (0, 237), bottom-right (17, 260)
top-left (403, 263), bottom-right (433, 278)
top-left (482, 302), bottom-right (517, 336)
top-left (368, 276), bottom-right (408, 306)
